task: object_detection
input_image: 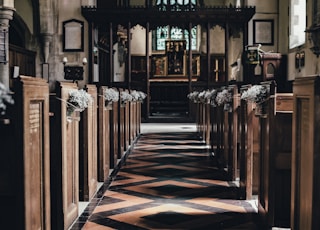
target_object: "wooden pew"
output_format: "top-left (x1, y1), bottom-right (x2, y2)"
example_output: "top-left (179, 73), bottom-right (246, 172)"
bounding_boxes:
top-left (130, 98), bottom-right (136, 143)
top-left (137, 100), bottom-right (141, 134)
top-left (79, 84), bottom-right (98, 200)
top-left (223, 85), bottom-right (239, 181)
top-left (210, 103), bottom-right (224, 165)
top-left (0, 76), bottom-right (51, 229)
top-left (50, 81), bottom-right (80, 230)
top-left (257, 81), bottom-right (292, 228)
top-left (97, 86), bottom-right (111, 182)
top-left (205, 103), bottom-right (211, 145)
top-left (118, 88), bottom-right (125, 158)
top-left (124, 94), bottom-right (130, 150)
top-left (197, 102), bottom-right (204, 139)
top-left (291, 76), bottom-right (320, 230)
top-left (239, 84), bottom-right (254, 199)
top-left (110, 92), bottom-right (119, 168)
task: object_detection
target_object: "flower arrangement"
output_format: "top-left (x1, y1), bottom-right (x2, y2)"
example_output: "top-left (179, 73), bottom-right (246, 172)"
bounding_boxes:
top-left (215, 88), bottom-right (232, 111)
top-left (187, 89), bottom-right (217, 104)
top-left (120, 90), bottom-right (133, 104)
top-left (0, 82), bottom-right (14, 116)
top-left (187, 91), bottom-right (200, 103)
top-left (208, 89), bottom-right (218, 107)
top-left (137, 91), bottom-right (147, 102)
top-left (130, 90), bottom-right (140, 102)
top-left (104, 88), bottom-right (119, 104)
top-left (197, 90), bottom-right (209, 103)
top-left (67, 89), bottom-right (92, 116)
top-left (240, 85), bottom-right (269, 104)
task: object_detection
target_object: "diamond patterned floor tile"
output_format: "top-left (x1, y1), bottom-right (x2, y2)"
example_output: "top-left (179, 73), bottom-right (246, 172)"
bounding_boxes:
top-left (70, 127), bottom-right (263, 230)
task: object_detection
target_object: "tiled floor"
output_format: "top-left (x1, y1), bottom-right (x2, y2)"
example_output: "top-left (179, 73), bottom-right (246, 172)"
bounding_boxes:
top-left (70, 123), bottom-right (264, 230)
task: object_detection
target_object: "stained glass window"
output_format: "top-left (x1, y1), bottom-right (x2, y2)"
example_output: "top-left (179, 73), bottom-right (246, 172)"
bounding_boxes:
top-left (155, 0), bottom-right (197, 50)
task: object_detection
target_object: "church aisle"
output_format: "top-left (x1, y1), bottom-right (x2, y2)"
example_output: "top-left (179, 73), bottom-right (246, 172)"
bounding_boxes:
top-left (71, 124), bottom-right (261, 230)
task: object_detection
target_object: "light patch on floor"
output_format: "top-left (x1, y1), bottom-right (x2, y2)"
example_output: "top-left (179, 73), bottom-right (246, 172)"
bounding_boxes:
top-left (141, 123), bottom-right (197, 133)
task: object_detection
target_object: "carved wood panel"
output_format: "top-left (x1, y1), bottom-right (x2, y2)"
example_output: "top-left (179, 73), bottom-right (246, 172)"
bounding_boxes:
top-left (112, 98), bottom-right (119, 167)
top-left (14, 76), bottom-right (50, 230)
top-left (79, 85), bottom-right (98, 201)
top-left (50, 81), bottom-right (79, 229)
top-left (98, 86), bottom-right (110, 182)
top-left (292, 76), bottom-right (320, 230)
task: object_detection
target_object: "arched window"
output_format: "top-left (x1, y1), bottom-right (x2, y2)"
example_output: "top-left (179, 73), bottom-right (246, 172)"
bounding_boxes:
top-left (154, 0), bottom-right (197, 51)
top-left (289, 0), bottom-right (306, 49)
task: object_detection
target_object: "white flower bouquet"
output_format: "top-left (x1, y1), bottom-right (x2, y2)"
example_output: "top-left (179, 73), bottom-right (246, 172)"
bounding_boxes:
top-left (130, 90), bottom-right (140, 102)
top-left (215, 88), bottom-right (232, 111)
top-left (137, 91), bottom-right (147, 102)
top-left (0, 82), bottom-right (14, 116)
top-left (187, 91), bottom-right (200, 103)
top-left (104, 88), bottom-right (119, 104)
top-left (67, 89), bottom-right (92, 116)
top-left (208, 89), bottom-right (218, 107)
top-left (241, 85), bottom-right (269, 104)
top-left (120, 90), bottom-right (133, 104)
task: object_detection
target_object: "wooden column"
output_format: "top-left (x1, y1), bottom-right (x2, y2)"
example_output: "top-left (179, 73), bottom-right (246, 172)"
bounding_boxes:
top-left (79, 84), bottom-right (98, 201)
top-left (145, 22), bottom-right (150, 119)
top-left (127, 22), bottom-right (132, 89)
top-left (207, 22), bottom-right (211, 87)
top-left (291, 76), bottom-right (320, 230)
top-left (224, 23), bottom-right (229, 84)
top-left (109, 22), bottom-right (114, 85)
top-left (50, 81), bottom-right (79, 230)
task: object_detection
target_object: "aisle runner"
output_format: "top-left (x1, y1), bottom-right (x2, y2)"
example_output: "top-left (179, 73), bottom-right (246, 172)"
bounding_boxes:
top-left (81, 132), bottom-right (259, 229)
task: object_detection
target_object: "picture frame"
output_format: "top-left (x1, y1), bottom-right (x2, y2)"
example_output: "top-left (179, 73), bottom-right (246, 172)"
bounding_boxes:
top-left (166, 40), bottom-right (186, 76)
top-left (63, 19), bottom-right (84, 52)
top-left (152, 55), bottom-right (167, 76)
top-left (253, 19), bottom-right (274, 45)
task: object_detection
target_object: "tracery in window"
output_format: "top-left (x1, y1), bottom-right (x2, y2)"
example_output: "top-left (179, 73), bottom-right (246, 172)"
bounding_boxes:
top-left (154, 0), bottom-right (198, 51)
top-left (155, 26), bottom-right (197, 50)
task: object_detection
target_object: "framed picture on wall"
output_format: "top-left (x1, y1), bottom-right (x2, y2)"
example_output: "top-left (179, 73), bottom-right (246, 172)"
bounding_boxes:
top-left (63, 19), bottom-right (84, 52)
top-left (253, 19), bottom-right (274, 45)
top-left (152, 55), bottom-right (167, 76)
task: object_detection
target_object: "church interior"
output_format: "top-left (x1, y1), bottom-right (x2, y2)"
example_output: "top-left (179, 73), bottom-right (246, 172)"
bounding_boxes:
top-left (0, 0), bottom-right (319, 229)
